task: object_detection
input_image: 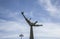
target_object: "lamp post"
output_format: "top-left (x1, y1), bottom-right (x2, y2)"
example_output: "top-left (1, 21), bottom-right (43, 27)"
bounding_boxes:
top-left (19, 34), bottom-right (24, 39)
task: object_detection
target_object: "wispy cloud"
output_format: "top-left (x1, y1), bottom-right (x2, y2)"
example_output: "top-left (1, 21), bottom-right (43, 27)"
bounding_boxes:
top-left (0, 7), bottom-right (23, 22)
top-left (38, 0), bottom-right (60, 18)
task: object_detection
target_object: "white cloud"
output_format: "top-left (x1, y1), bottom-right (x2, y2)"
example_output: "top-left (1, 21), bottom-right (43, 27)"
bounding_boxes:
top-left (0, 19), bottom-right (30, 39)
top-left (0, 19), bottom-right (30, 32)
top-left (38, 0), bottom-right (60, 18)
top-left (33, 23), bottom-right (60, 38)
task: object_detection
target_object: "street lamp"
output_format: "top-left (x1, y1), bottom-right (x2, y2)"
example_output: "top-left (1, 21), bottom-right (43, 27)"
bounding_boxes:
top-left (19, 34), bottom-right (24, 39)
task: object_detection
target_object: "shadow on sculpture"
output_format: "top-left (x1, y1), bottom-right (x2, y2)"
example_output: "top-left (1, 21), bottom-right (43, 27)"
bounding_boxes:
top-left (21, 12), bottom-right (43, 39)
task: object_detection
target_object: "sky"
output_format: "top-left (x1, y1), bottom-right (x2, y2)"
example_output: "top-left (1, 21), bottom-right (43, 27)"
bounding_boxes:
top-left (0, 0), bottom-right (60, 39)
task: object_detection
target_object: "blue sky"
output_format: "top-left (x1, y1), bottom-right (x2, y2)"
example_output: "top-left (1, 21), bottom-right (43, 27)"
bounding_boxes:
top-left (0, 0), bottom-right (60, 39)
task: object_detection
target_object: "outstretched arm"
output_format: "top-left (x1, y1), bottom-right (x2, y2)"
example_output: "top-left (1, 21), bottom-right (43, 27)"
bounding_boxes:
top-left (33, 24), bottom-right (43, 26)
top-left (21, 12), bottom-right (31, 25)
top-left (21, 12), bottom-right (27, 20)
top-left (34, 21), bottom-right (38, 24)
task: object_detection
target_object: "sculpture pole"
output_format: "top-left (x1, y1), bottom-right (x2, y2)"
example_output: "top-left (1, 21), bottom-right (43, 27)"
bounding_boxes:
top-left (30, 26), bottom-right (34, 39)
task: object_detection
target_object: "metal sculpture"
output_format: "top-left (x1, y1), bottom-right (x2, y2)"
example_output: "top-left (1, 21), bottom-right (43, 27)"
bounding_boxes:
top-left (21, 12), bottom-right (43, 39)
